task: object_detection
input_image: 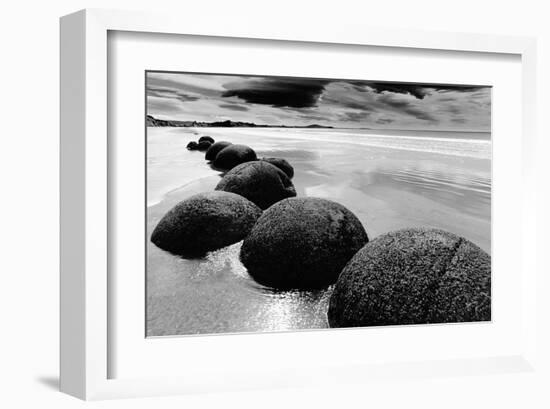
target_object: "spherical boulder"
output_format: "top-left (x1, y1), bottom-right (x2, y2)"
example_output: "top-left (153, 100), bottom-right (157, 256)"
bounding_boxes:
top-left (213, 144), bottom-right (257, 170)
top-left (196, 140), bottom-right (212, 152)
top-left (205, 141), bottom-right (232, 161)
top-left (261, 157), bottom-right (294, 179)
top-left (328, 228), bottom-right (491, 328)
top-left (186, 141), bottom-right (199, 150)
top-left (198, 135), bottom-right (215, 144)
top-left (215, 161), bottom-right (296, 210)
top-left (151, 191), bottom-right (262, 258)
top-left (240, 197), bottom-right (369, 289)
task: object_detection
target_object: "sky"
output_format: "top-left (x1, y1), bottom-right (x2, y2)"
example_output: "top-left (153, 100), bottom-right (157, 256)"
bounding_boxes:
top-left (146, 72), bottom-right (491, 131)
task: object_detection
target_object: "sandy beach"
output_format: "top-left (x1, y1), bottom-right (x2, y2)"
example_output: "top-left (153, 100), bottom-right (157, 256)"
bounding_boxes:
top-left (146, 126), bottom-right (491, 336)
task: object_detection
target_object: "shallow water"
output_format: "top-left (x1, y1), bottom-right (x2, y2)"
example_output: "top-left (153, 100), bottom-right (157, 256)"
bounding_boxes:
top-left (146, 127), bottom-right (491, 336)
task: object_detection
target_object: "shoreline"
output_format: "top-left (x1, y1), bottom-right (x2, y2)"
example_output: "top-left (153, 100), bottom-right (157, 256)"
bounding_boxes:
top-left (147, 123), bottom-right (491, 135)
top-left (147, 125), bottom-right (491, 141)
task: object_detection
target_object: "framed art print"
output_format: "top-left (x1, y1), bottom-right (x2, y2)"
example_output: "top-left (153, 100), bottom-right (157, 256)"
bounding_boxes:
top-left (60, 9), bottom-right (539, 400)
top-left (145, 71), bottom-right (492, 337)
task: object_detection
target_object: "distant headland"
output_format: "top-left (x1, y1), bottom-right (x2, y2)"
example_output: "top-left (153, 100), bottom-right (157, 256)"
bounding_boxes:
top-left (146, 115), bottom-right (333, 129)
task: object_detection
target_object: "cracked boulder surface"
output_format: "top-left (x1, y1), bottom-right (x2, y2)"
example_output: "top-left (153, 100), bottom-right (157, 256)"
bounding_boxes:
top-left (328, 228), bottom-right (491, 327)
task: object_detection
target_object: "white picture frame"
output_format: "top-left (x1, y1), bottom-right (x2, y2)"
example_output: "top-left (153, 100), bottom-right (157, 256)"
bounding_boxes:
top-left (60, 8), bottom-right (539, 400)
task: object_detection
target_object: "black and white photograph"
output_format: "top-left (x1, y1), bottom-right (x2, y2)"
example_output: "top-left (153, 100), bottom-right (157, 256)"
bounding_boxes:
top-left (146, 71), bottom-right (492, 337)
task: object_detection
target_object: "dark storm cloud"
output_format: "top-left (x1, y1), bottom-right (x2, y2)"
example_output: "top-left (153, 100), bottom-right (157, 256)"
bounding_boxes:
top-left (147, 86), bottom-right (200, 102)
top-left (362, 82), bottom-right (487, 100)
top-left (218, 103), bottom-right (249, 112)
top-left (222, 78), bottom-right (330, 108)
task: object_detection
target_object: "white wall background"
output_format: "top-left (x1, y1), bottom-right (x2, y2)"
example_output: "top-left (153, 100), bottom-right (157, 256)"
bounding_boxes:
top-left (0, 0), bottom-right (548, 408)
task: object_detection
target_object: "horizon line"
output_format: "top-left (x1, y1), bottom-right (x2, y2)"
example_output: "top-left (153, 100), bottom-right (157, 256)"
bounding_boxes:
top-left (146, 114), bottom-right (491, 133)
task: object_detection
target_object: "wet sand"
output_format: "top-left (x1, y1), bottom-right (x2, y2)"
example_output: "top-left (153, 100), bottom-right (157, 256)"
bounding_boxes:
top-left (146, 127), bottom-right (491, 336)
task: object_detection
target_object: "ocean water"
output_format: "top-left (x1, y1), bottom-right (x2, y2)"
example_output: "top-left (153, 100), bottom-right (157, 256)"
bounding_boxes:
top-left (146, 127), bottom-right (491, 336)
